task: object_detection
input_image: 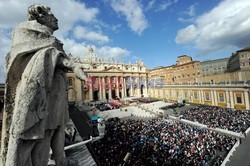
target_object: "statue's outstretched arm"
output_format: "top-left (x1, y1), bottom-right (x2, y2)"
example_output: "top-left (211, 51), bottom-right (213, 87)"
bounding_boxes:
top-left (59, 55), bottom-right (89, 81)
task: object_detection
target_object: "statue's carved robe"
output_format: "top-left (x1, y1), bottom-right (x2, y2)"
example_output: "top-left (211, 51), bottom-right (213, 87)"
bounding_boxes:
top-left (1, 20), bottom-right (69, 165)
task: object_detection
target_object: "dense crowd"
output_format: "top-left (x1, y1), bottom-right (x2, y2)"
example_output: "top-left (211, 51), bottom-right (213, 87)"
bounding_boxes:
top-left (160, 103), bottom-right (185, 110)
top-left (92, 118), bottom-right (236, 166)
top-left (133, 97), bottom-right (159, 103)
top-left (179, 105), bottom-right (250, 133)
top-left (93, 101), bottom-right (122, 111)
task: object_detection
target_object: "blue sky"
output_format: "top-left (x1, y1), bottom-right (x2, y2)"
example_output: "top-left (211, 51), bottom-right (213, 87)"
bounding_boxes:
top-left (1, 0), bottom-right (250, 82)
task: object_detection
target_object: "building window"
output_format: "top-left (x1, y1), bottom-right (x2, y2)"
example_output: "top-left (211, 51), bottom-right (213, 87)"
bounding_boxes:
top-left (68, 78), bottom-right (74, 87)
top-left (219, 93), bottom-right (224, 102)
top-left (236, 94), bottom-right (242, 104)
top-left (105, 66), bottom-right (107, 69)
top-left (93, 66), bottom-right (97, 69)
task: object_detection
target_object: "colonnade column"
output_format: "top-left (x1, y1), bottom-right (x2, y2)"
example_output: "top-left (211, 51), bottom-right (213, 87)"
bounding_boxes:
top-left (130, 77), bottom-right (133, 96)
top-left (121, 77), bottom-right (125, 98)
top-left (198, 90), bottom-right (202, 103)
top-left (229, 91), bottom-right (234, 108)
top-left (188, 90), bottom-right (191, 102)
top-left (108, 77), bottom-right (112, 99)
top-left (136, 77), bottom-right (140, 97)
top-left (211, 91), bottom-right (215, 105)
top-left (98, 77), bottom-right (102, 100)
top-left (213, 91), bottom-right (218, 106)
top-left (115, 77), bottom-right (120, 98)
top-left (123, 77), bottom-right (127, 97)
top-left (102, 77), bottom-right (106, 100)
top-left (226, 91), bottom-right (230, 108)
top-left (244, 91), bottom-right (249, 110)
top-left (201, 90), bottom-right (204, 104)
top-left (89, 83), bottom-right (93, 101)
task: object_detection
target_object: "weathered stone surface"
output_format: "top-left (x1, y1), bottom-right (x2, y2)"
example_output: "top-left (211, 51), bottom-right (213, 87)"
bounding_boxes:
top-left (0, 4), bottom-right (88, 166)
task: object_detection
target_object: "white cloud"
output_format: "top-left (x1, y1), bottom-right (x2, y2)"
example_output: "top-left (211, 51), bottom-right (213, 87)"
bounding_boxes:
top-left (96, 46), bottom-right (130, 59)
top-left (61, 38), bottom-right (89, 58)
top-left (178, 17), bottom-right (195, 23)
top-left (62, 38), bottom-right (130, 60)
top-left (59, 38), bottom-right (131, 60)
top-left (145, 0), bottom-right (156, 11)
top-left (176, 0), bottom-right (250, 54)
top-left (74, 26), bottom-right (110, 44)
top-left (186, 3), bottom-right (196, 17)
top-left (155, 0), bottom-right (178, 12)
top-left (175, 25), bottom-right (197, 44)
top-left (178, 3), bottom-right (197, 23)
top-left (111, 0), bottom-right (148, 35)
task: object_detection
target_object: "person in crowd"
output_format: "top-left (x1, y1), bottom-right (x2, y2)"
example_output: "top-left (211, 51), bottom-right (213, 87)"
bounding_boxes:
top-left (178, 105), bottom-right (250, 133)
top-left (92, 118), bottom-right (236, 166)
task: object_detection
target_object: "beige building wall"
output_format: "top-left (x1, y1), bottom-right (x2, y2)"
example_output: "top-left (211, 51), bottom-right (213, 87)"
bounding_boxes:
top-left (197, 70), bottom-right (250, 83)
top-left (149, 55), bottom-right (200, 85)
top-left (149, 84), bottom-right (250, 110)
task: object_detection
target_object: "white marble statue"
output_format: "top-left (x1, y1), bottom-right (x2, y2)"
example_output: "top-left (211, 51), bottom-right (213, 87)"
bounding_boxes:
top-left (0, 4), bottom-right (88, 166)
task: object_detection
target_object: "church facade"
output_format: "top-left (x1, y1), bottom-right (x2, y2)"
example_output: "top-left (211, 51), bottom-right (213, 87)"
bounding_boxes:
top-left (67, 47), bottom-right (148, 103)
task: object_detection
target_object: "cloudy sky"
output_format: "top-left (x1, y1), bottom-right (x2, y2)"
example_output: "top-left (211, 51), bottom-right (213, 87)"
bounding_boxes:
top-left (1, 0), bottom-right (250, 83)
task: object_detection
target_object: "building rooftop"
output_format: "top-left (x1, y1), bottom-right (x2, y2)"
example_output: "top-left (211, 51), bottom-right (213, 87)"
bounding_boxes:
top-left (201, 57), bottom-right (229, 64)
top-left (177, 55), bottom-right (188, 58)
top-left (71, 46), bottom-right (145, 67)
top-left (237, 46), bottom-right (250, 52)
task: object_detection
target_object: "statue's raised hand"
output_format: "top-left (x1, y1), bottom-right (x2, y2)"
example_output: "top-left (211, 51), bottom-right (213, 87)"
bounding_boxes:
top-left (73, 64), bottom-right (89, 81)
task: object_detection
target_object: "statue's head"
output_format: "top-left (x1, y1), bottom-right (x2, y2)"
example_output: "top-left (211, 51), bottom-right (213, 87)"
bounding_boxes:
top-left (28, 4), bottom-right (58, 31)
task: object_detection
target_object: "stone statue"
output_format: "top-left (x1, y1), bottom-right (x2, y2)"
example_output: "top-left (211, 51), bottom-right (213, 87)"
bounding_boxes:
top-left (0, 4), bottom-right (88, 166)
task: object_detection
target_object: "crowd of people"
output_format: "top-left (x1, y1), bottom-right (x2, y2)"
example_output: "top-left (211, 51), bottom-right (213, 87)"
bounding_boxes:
top-left (92, 101), bottom-right (122, 111)
top-left (160, 103), bottom-right (185, 110)
top-left (178, 105), bottom-right (250, 133)
top-left (133, 97), bottom-right (159, 103)
top-left (92, 118), bottom-right (236, 166)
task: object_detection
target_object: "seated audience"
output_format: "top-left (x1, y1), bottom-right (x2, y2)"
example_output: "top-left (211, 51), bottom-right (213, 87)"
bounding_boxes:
top-left (92, 118), bottom-right (236, 166)
top-left (179, 105), bottom-right (250, 132)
